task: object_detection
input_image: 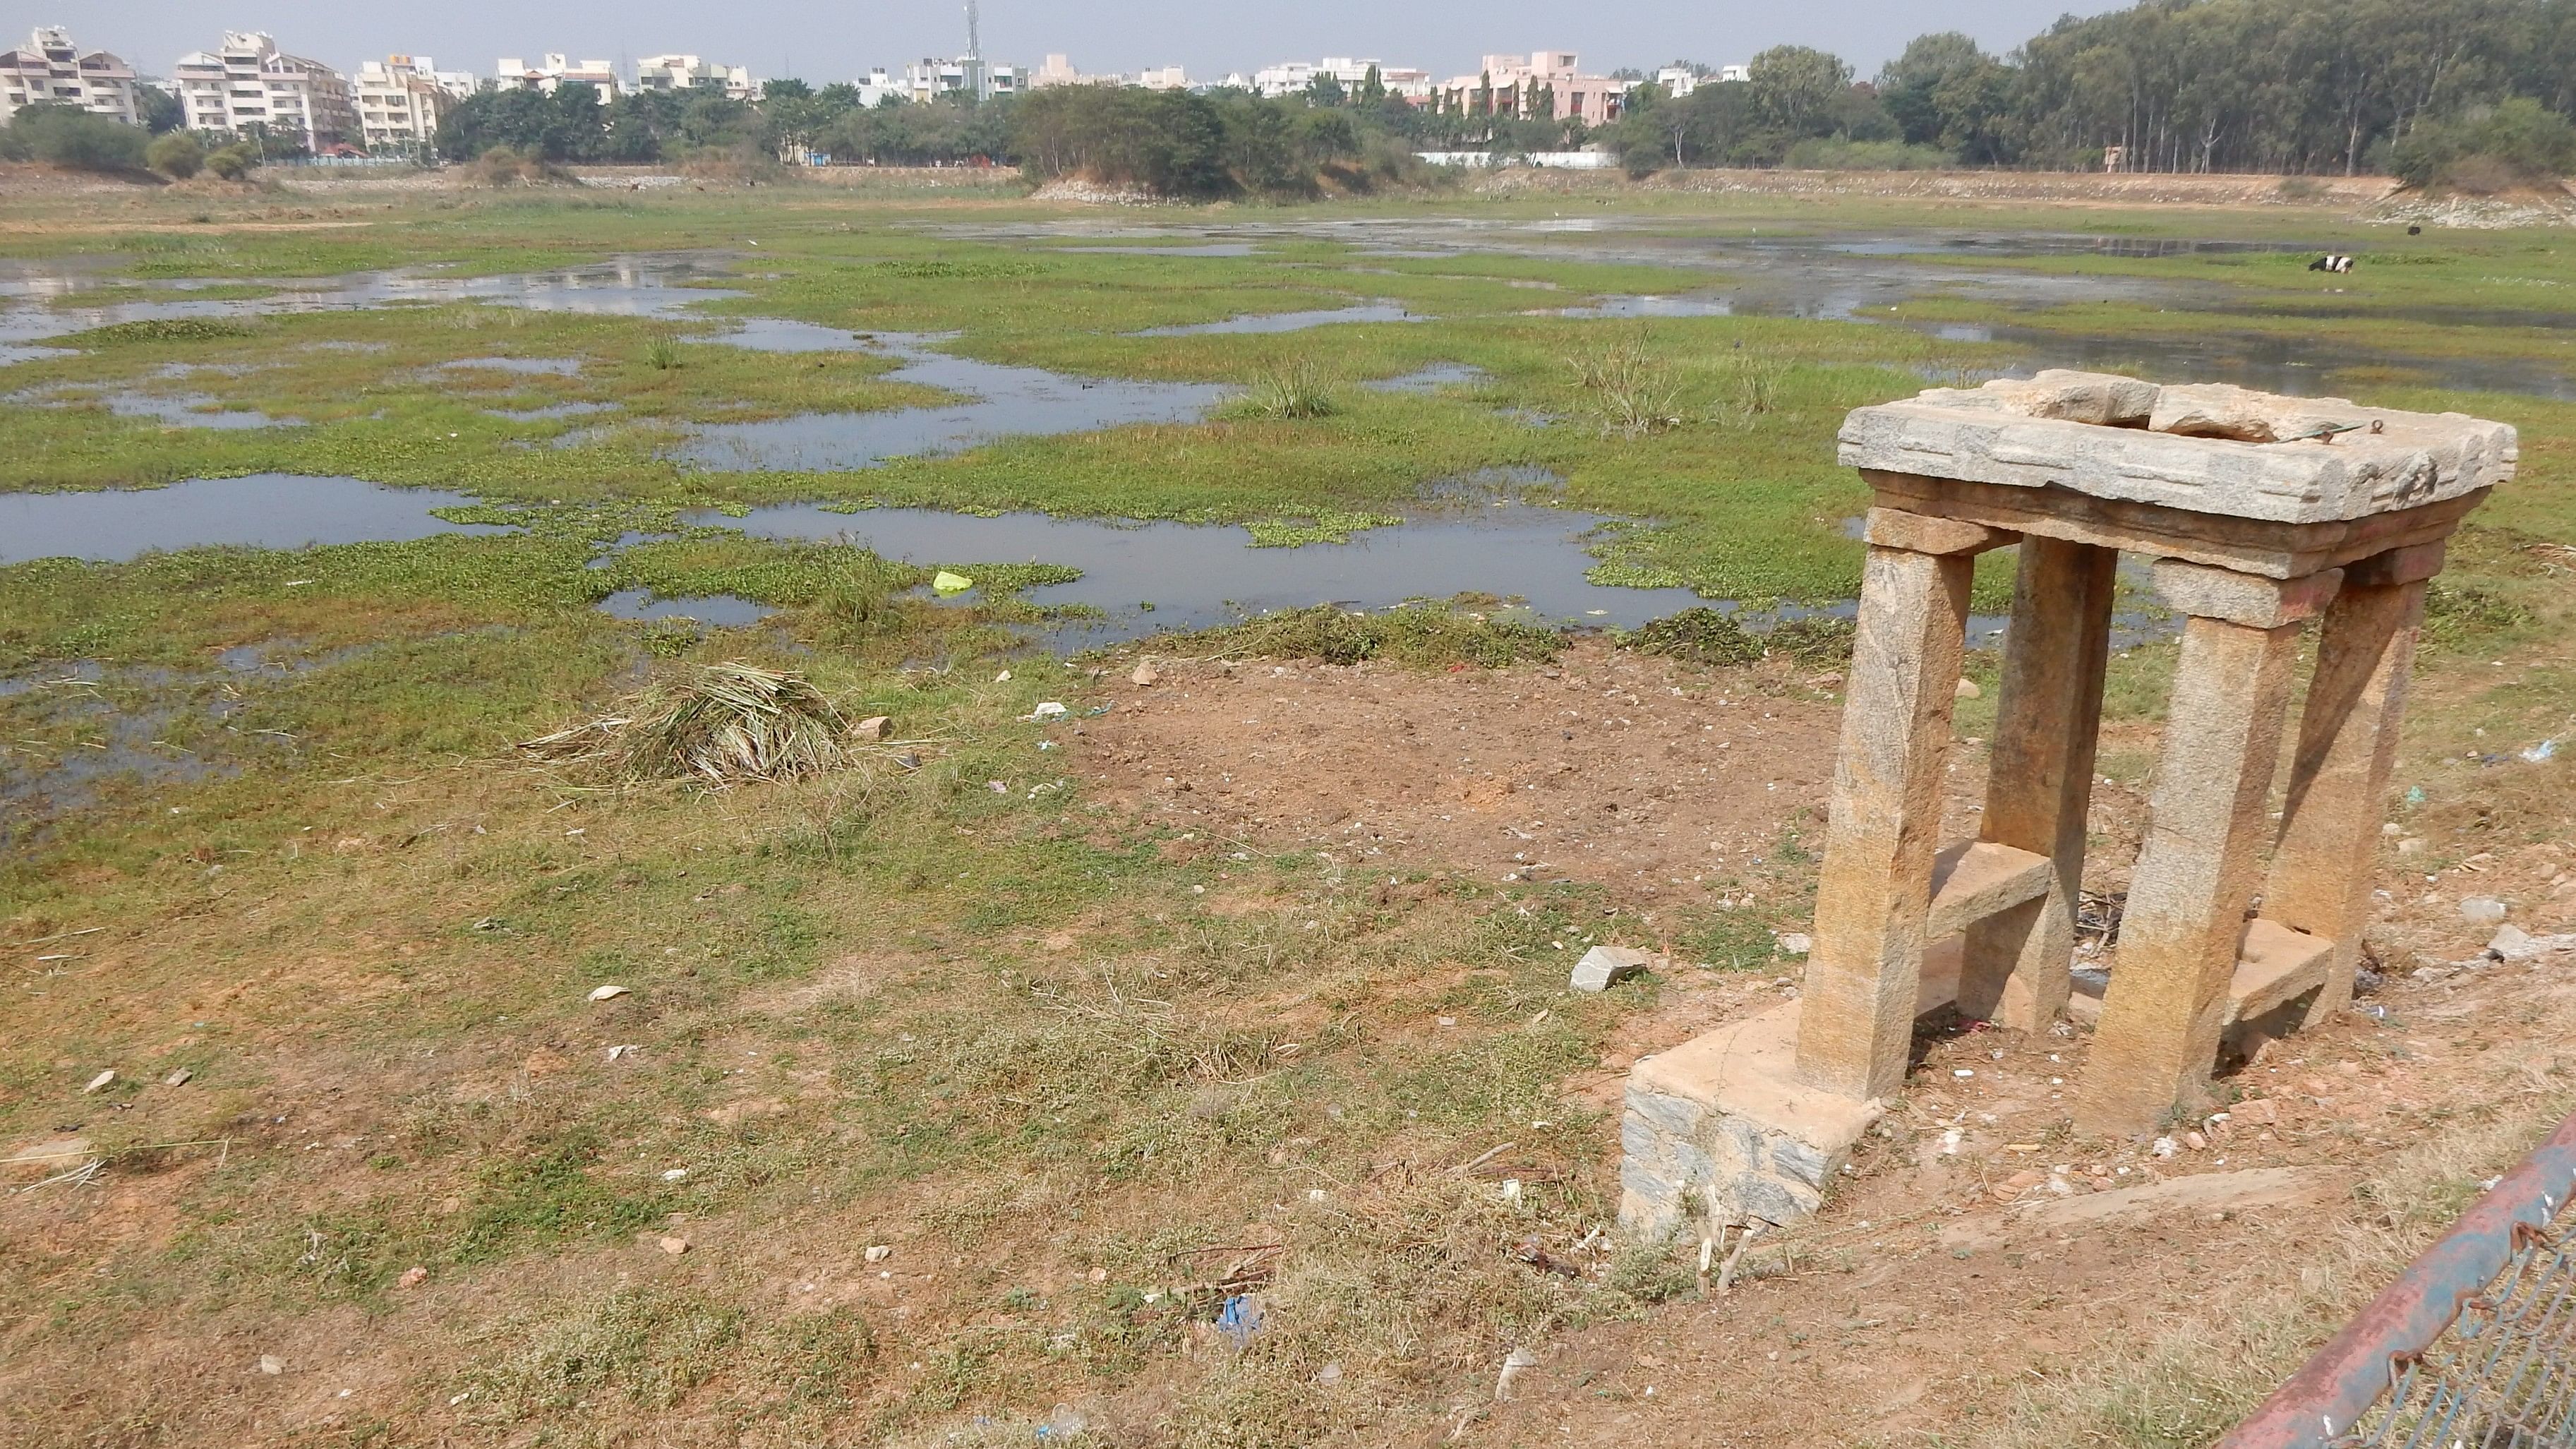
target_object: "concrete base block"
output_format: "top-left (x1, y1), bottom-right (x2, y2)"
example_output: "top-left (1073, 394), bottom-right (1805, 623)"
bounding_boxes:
top-left (1618, 999), bottom-right (1882, 1239)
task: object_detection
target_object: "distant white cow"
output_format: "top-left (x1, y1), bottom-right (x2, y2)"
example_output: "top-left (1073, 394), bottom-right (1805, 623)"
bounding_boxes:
top-left (2309, 253), bottom-right (2356, 273)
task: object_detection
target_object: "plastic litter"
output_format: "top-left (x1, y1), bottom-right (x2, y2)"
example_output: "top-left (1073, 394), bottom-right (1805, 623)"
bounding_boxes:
top-left (1029, 702), bottom-right (1069, 721)
top-left (932, 571), bottom-right (974, 594)
top-left (2524, 738), bottom-right (2560, 763)
top-left (1215, 1293), bottom-right (1265, 1349)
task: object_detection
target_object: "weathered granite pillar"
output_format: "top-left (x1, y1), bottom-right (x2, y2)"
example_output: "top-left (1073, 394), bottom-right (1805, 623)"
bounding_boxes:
top-left (1958, 536), bottom-right (2117, 1031)
top-left (2263, 545), bottom-right (2438, 1031)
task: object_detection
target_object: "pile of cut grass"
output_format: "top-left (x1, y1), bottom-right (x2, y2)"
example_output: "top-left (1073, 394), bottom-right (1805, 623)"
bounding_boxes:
top-left (520, 661), bottom-right (853, 786)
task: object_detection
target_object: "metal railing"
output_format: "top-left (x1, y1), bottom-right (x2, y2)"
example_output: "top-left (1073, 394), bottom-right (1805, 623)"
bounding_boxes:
top-left (2218, 1111), bottom-right (2576, 1449)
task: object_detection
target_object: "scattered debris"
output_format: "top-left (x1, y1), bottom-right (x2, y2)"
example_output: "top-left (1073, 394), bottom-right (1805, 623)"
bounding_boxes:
top-left (81, 1070), bottom-right (115, 1094)
top-left (1215, 1293), bottom-right (1265, 1349)
top-left (588, 985), bottom-right (630, 1003)
top-left (1495, 1346), bottom-right (1540, 1400)
top-left (258, 1356), bottom-right (284, 1376)
top-left (1316, 1361), bottom-right (1345, 1387)
top-left (162, 1068), bottom-right (191, 1087)
top-left (2525, 738), bottom-right (2560, 763)
top-left (1029, 702), bottom-right (1069, 722)
top-left (1569, 944), bottom-right (1652, 992)
top-left (1776, 932), bottom-right (1813, 956)
top-left (662, 1168), bottom-right (688, 1182)
top-left (932, 571), bottom-right (974, 594)
top-left (851, 715), bottom-right (893, 742)
top-left (606, 1043), bottom-right (641, 1060)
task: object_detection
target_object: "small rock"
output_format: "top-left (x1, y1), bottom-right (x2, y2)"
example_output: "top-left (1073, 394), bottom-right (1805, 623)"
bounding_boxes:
top-left (587, 984), bottom-right (630, 1002)
top-left (662, 1168), bottom-right (688, 1181)
top-left (1030, 702), bottom-right (1069, 721)
top-left (162, 1068), bottom-right (192, 1087)
top-left (2184, 1131), bottom-right (2208, 1151)
top-left (851, 716), bottom-right (893, 742)
top-left (2460, 896), bottom-right (2508, 928)
top-left (1568, 944), bottom-right (1652, 993)
top-left (1088, 1265), bottom-right (1107, 1282)
top-left (606, 1044), bottom-right (641, 1061)
top-left (865, 1244), bottom-right (893, 1263)
top-left (1131, 661), bottom-right (1161, 687)
top-left (992, 668), bottom-right (1011, 683)
top-left (399, 1266), bottom-right (428, 1289)
top-left (2234, 1098), bottom-right (2279, 1126)
top-left (2490, 926), bottom-right (2576, 961)
top-left (658, 1236), bottom-right (690, 1255)
top-left (81, 1069), bottom-right (115, 1094)
top-left (258, 1355), bottom-right (284, 1376)
top-left (1776, 932), bottom-right (1813, 956)
top-left (2396, 838), bottom-right (2425, 855)
top-left (1316, 1361), bottom-right (1344, 1387)
top-left (1955, 678), bottom-right (1982, 699)
top-left (987, 780), bottom-right (1009, 794)
top-left (2150, 1135), bottom-right (2179, 1159)
top-left (1495, 1346), bottom-right (1540, 1401)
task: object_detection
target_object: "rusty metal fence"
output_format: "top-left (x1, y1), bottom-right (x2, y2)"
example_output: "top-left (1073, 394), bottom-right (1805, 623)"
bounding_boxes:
top-left (2219, 1111), bottom-right (2576, 1449)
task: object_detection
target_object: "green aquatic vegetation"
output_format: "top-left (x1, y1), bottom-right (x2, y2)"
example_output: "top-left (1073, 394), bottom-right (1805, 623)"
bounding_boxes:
top-left (1239, 509), bottom-right (1404, 547)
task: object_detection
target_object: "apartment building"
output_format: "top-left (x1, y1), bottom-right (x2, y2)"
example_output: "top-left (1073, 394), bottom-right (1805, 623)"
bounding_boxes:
top-left (172, 32), bottom-right (359, 152)
top-left (1433, 50), bottom-right (1630, 126)
top-left (0, 27), bottom-right (140, 124)
top-left (495, 54), bottom-right (620, 98)
top-left (634, 54), bottom-right (758, 103)
top-left (901, 57), bottom-right (1021, 102)
top-left (353, 55), bottom-right (474, 152)
top-left (1251, 57), bottom-right (1430, 100)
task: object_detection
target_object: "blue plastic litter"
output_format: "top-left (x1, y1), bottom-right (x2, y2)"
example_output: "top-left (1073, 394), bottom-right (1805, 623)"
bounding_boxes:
top-left (1215, 1293), bottom-right (1265, 1348)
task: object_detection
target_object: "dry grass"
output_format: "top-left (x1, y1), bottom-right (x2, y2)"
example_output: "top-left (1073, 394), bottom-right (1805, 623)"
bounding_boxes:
top-left (519, 661), bottom-right (854, 787)
top-left (1991, 1086), bottom-right (2576, 1448)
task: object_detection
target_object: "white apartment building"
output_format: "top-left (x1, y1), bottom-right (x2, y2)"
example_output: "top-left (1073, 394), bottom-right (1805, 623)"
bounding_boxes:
top-left (173, 32), bottom-right (359, 152)
top-left (495, 54), bottom-right (620, 98)
top-left (1251, 57), bottom-right (1430, 100)
top-left (353, 56), bottom-right (473, 152)
top-left (901, 57), bottom-right (1021, 102)
top-left (1133, 66), bottom-right (1190, 91)
top-left (634, 54), bottom-right (758, 103)
top-left (0, 27), bottom-right (140, 124)
top-left (851, 67), bottom-right (904, 107)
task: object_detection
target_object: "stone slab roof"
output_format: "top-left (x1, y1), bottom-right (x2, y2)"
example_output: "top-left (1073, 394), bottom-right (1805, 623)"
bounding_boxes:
top-left (1838, 371), bottom-right (2517, 524)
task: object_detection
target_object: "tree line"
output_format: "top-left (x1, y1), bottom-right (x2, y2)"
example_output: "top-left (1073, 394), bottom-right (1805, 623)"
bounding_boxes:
top-left (431, 80), bottom-right (1013, 167)
top-left (1606, 0), bottom-right (2576, 179)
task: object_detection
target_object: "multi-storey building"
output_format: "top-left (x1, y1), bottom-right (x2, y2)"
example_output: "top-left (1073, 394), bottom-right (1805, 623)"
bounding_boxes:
top-left (352, 56), bottom-right (474, 153)
top-left (634, 54), bottom-right (759, 103)
top-left (1251, 57), bottom-right (1431, 101)
top-left (172, 32), bottom-right (358, 152)
top-left (0, 27), bottom-right (140, 124)
top-left (1432, 50), bottom-right (1630, 127)
top-left (494, 54), bottom-right (620, 98)
top-left (901, 57), bottom-right (1021, 102)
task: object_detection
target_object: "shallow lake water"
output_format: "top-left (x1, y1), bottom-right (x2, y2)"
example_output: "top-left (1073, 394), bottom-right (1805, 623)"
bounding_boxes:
top-left (1133, 301), bottom-right (1424, 337)
top-left (0, 475), bottom-right (514, 565)
top-left (674, 332), bottom-right (1234, 471)
top-left (696, 499), bottom-right (1710, 644)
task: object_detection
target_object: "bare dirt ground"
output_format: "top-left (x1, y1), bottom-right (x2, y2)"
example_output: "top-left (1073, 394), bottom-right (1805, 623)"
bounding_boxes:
top-left (1069, 637), bottom-right (2576, 1446)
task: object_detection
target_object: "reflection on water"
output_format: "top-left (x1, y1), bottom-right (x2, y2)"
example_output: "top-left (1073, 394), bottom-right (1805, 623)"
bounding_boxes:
top-left (1363, 362), bottom-right (1488, 393)
top-left (0, 474), bottom-right (515, 565)
top-left (673, 332), bottom-right (1232, 471)
top-left (1133, 302), bottom-right (1423, 337)
top-left (694, 498), bottom-right (1707, 645)
top-left (596, 589), bottom-right (777, 626)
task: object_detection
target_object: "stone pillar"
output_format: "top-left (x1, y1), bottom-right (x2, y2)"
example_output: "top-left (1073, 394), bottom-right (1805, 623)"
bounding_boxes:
top-left (1794, 512), bottom-right (1994, 1101)
top-left (1958, 537), bottom-right (2116, 1031)
top-left (2076, 563), bottom-right (2343, 1136)
top-left (2265, 545), bottom-right (2438, 1030)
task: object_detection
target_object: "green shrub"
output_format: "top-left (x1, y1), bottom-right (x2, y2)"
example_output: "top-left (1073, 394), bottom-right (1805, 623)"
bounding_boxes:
top-left (203, 143), bottom-right (257, 181)
top-left (145, 131), bottom-right (204, 179)
top-left (2391, 99), bottom-right (2576, 192)
top-left (1781, 137), bottom-right (1955, 170)
top-left (0, 103), bottom-right (147, 172)
top-left (67, 318), bottom-right (255, 346)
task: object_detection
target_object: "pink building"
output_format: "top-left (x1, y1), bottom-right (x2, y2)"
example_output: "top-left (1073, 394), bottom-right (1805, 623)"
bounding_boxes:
top-left (1430, 49), bottom-right (1627, 126)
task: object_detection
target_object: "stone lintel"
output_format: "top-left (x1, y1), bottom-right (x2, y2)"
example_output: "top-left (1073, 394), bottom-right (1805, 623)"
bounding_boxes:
top-left (1839, 379), bottom-right (2515, 525)
top-left (1620, 999), bottom-right (1882, 1239)
top-left (1868, 472), bottom-right (2484, 581)
top-left (1862, 507), bottom-right (2013, 557)
top-left (2342, 540), bottom-right (2448, 589)
top-left (2151, 560), bottom-right (2345, 628)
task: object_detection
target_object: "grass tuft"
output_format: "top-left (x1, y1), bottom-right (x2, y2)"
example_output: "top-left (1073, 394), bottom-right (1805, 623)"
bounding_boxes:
top-left (1178, 601), bottom-right (1565, 668)
top-left (1566, 328), bottom-right (1680, 438)
top-left (1237, 356), bottom-right (1340, 419)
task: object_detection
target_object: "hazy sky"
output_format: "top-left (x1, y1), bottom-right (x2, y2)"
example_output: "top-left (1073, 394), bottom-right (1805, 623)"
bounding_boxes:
top-left (18, 1), bottom-right (2114, 84)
